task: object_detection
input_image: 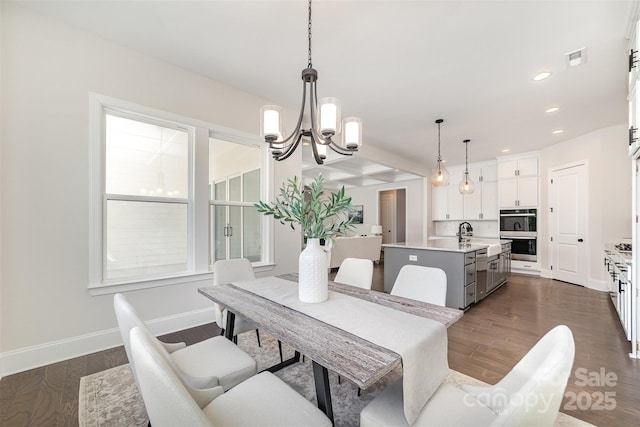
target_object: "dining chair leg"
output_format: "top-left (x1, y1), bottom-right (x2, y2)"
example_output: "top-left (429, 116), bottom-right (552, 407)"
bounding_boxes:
top-left (278, 340), bottom-right (283, 363)
top-left (255, 329), bottom-right (262, 347)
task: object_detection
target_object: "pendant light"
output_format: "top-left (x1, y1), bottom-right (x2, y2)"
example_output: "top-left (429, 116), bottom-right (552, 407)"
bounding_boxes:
top-left (459, 139), bottom-right (475, 194)
top-left (430, 119), bottom-right (450, 186)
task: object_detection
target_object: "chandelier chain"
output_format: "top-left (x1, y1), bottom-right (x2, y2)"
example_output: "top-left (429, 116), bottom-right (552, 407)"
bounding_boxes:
top-left (308, 0), bottom-right (313, 68)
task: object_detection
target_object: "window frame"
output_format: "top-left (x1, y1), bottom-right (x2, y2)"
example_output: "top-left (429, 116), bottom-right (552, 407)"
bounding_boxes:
top-left (89, 93), bottom-right (273, 295)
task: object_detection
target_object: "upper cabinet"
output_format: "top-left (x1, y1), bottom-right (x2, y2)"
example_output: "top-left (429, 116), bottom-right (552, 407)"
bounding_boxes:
top-left (432, 165), bottom-right (464, 221)
top-left (497, 153), bottom-right (540, 209)
top-left (497, 156), bottom-right (538, 179)
top-left (432, 161), bottom-right (498, 221)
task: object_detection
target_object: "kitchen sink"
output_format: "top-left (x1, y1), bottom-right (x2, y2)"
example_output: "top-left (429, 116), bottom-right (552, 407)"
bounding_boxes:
top-left (487, 244), bottom-right (503, 257)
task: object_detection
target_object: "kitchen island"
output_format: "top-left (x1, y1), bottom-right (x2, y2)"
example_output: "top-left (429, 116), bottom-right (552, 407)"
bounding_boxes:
top-left (383, 239), bottom-right (511, 310)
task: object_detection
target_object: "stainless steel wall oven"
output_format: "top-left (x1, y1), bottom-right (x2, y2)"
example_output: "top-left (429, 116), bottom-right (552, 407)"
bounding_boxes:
top-left (500, 209), bottom-right (537, 262)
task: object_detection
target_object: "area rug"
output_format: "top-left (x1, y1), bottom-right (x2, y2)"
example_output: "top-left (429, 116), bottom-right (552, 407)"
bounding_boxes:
top-left (79, 332), bottom-right (593, 427)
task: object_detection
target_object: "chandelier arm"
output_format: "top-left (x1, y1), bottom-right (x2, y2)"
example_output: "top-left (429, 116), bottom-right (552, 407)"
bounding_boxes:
top-left (309, 133), bottom-right (325, 165)
top-left (328, 143), bottom-right (354, 155)
top-left (275, 132), bottom-right (304, 162)
top-left (276, 80), bottom-right (309, 146)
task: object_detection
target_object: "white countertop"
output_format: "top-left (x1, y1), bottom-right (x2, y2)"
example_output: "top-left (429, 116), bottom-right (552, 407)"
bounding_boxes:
top-left (383, 238), bottom-right (512, 254)
top-left (382, 240), bottom-right (488, 253)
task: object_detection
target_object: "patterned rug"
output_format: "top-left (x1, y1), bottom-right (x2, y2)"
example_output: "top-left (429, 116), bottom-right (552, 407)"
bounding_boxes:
top-left (79, 332), bottom-right (593, 427)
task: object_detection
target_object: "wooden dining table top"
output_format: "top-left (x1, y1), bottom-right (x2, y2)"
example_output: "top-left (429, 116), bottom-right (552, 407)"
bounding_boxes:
top-left (198, 274), bottom-right (463, 390)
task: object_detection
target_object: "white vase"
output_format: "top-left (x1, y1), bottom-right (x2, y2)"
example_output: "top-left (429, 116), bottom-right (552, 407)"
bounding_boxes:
top-left (298, 238), bottom-right (328, 303)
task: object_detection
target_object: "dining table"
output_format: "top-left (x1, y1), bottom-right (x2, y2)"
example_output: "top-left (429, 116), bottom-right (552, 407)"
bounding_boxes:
top-left (198, 273), bottom-right (463, 424)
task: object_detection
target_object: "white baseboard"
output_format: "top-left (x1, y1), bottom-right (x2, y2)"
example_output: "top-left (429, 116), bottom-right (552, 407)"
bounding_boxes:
top-left (0, 307), bottom-right (215, 378)
top-left (586, 278), bottom-right (608, 292)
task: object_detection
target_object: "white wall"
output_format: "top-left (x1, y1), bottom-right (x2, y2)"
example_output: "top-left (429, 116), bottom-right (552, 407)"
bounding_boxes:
top-left (0, 4), bottom-right (303, 375)
top-left (539, 124), bottom-right (631, 290)
top-left (345, 178), bottom-right (425, 242)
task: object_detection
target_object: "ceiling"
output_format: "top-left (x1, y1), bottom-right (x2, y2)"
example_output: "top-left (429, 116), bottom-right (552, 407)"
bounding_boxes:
top-left (15, 0), bottom-right (635, 186)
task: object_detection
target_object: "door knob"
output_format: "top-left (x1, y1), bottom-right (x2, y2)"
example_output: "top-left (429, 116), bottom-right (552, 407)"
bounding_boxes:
top-left (577, 238), bottom-right (584, 242)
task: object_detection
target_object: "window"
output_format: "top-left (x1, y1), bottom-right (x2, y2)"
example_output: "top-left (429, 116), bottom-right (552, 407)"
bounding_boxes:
top-left (105, 113), bottom-right (191, 281)
top-left (89, 94), bottom-right (272, 293)
top-left (209, 138), bottom-right (262, 264)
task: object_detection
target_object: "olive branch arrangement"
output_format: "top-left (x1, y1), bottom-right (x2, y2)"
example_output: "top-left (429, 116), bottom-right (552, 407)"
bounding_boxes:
top-left (254, 174), bottom-right (355, 240)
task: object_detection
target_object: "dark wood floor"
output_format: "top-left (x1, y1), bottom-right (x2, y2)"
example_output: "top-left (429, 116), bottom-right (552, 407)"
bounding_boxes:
top-left (1, 267), bottom-right (639, 426)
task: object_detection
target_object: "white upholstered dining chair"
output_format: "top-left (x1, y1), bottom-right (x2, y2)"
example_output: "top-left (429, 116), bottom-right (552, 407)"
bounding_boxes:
top-left (360, 325), bottom-right (576, 427)
top-left (390, 265), bottom-right (448, 306)
top-left (114, 293), bottom-right (257, 392)
top-left (130, 326), bottom-right (332, 427)
top-left (213, 258), bottom-right (284, 362)
top-left (212, 258), bottom-right (260, 343)
top-left (333, 257), bottom-right (374, 289)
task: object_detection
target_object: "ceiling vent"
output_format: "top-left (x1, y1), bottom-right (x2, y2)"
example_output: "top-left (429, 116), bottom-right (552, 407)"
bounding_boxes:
top-left (566, 47), bottom-right (587, 68)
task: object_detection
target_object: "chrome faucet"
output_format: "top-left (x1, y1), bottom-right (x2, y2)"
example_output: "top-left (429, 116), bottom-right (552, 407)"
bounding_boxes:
top-left (458, 222), bottom-right (473, 243)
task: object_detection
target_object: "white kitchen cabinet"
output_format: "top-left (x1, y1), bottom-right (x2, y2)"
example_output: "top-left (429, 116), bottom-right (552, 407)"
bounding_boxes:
top-left (433, 162), bottom-right (498, 220)
top-left (432, 184), bottom-right (464, 221)
top-left (432, 186), bottom-right (448, 221)
top-left (498, 154), bottom-right (539, 208)
top-left (467, 161), bottom-right (497, 183)
top-left (497, 156), bottom-right (538, 179)
top-left (498, 176), bottom-right (538, 208)
top-left (462, 181), bottom-right (498, 220)
top-left (481, 181), bottom-right (499, 219)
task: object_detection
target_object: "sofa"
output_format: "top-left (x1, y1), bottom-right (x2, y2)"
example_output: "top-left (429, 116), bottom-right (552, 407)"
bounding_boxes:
top-left (327, 235), bottom-right (383, 269)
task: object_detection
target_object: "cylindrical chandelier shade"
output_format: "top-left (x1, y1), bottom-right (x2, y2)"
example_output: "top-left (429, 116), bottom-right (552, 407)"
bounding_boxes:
top-left (261, 105), bottom-right (283, 141)
top-left (459, 139), bottom-right (475, 194)
top-left (342, 117), bottom-right (362, 149)
top-left (319, 98), bottom-right (341, 135)
top-left (431, 119), bottom-right (450, 187)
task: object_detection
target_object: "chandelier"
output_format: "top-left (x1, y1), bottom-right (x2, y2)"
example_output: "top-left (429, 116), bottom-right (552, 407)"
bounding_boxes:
top-left (430, 119), bottom-right (450, 186)
top-left (260, 0), bottom-right (362, 165)
top-left (459, 139), bottom-right (475, 194)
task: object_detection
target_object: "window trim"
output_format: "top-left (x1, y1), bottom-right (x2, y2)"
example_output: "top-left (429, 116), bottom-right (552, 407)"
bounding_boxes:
top-left (88, 93), bottom-right (273, 294)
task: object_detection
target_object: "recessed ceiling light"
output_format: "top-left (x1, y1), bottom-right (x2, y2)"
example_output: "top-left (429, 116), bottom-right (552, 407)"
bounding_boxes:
top-left (533, 71), bottom-right (552, 81)
top-left (545, 106), bottom-right (560, 113)
top-left (501, 149), bottom-right (511, 153)
top-left (552, 129), bottom-right (564, 134)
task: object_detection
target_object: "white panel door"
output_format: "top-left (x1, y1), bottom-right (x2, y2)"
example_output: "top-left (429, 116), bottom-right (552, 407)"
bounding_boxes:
top-left (550, 163), bottom-right (588, 285)
top-left (380, 190), bottom-right (397, 244)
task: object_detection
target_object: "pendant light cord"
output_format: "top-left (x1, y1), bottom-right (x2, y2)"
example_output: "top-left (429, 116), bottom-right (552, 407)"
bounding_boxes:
top-left (465, 140), bottom-right (469, 174)
top-left (437, 121), bottom-right (442, 161)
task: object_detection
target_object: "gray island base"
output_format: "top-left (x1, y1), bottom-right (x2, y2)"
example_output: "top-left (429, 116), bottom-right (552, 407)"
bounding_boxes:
top-left (383, 240), bottom-right (511, 310)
